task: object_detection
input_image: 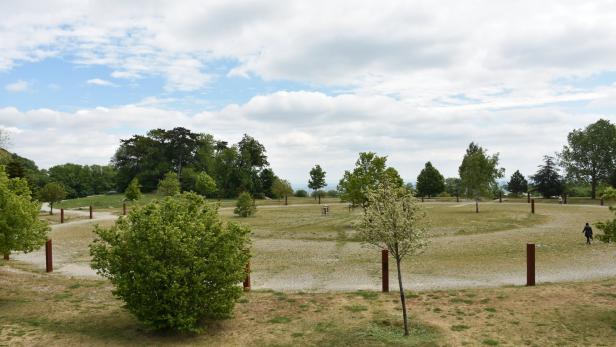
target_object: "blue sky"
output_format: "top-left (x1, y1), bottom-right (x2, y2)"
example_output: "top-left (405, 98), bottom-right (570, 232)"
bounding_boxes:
top-left (1, 1), bottom-right (615, 187)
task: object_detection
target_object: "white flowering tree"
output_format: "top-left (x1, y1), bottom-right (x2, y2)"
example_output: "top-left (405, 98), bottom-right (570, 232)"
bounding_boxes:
top-left (357, 179), bottom-right (430, 336)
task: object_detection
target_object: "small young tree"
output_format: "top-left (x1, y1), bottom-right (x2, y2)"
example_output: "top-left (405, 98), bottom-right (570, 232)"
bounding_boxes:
top-left (234, 192), bottom-right (256, 217)
top-left (90, 192), bottom-right (250, 332)
top-left (415, 162), bottom-right (445, 198)
top-left (0, 167), bottom-right (49, 260)
top-left (357, 179), bottom-right (430, 336)
top-left (308, 164), bottom-right (327, 204)
top-left (158, 172), bottom-right (181, 196)
top-left (124, 178), bottom-right (142, 201)
top-left (507, 170), bottom-right (528, 197)
top-left (195, 172), bottom-right (217, 197)
top-left (39, 182), bottom-right (67, 215)
top-left (272, 178), bottom-right (293, 205)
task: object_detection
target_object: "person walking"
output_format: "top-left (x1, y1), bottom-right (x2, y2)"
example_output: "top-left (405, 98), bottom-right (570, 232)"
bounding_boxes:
top-left (583, 223), bottom-right (593, 245)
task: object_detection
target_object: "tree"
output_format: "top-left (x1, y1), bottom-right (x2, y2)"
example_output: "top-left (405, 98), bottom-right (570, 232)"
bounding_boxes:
top-left (272, 178), bottom-right (293, 205)
top-left (6, 160), bottom-right (25, 179)
top-left (560, 119), bottom-right (616, 199)
top-left (259, 168), bottom-right (276, 198)
top-left (357, 178), bottom-right (430, 336)
top-left (124, 178), bottom-right (142, 201)
top-left (158, 172), bottom-right (180, 196)
top-left (294, 189), bottom-right (308, 197)
top-left (531, 156), bottom-right (564, 198)
top-left (444, 178), bottom-right (461, 197)
top-left (415, 162), bottom-right (445, 198)
top-left (308, 165), bottom-right (327, 204)
top-left (458, 142), bottom-right (505, 200)
top-left (195, 172), bottom-right (217, 197)
top-left (507, 170), bottom-right (528, 197)
top-left (0, 167), bottom-right (49, 260)
top-left (596, 188), bottom-right (616, 243)
top-left (338, 152), bottom-right (403, 208)
top-left (90, 192), bottom-right (250, 332)
top-left (39, 182), bottom-right (67, 215)
top-left (234, 192), bottom-right (256, 217)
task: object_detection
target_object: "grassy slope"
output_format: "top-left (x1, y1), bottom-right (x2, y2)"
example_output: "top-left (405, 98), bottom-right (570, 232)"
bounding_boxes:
top-left (1, 264), bottom-right (615, 346)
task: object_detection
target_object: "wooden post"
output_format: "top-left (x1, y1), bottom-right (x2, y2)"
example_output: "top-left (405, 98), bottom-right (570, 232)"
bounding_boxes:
top-left (601, 198), bottom-right (604, 206)
top-left (527, 243), bottom-right (535, 286)
top-left (285, 195), bottom-right (288, 206)
top-left (89, 205), bottom-right (93, 219)
top-left (123, 202), bottom-right (127, 216)
top-left (527, 192), bottom-right (530, 203)
top-left (45, 239), bottom-right (53, 273)
top-left (3, 253), bottom-right (8, 261)
top-left (499, 191), bottom-right (502, 203)
top-left (243, 261), bottom-right (251, 292)
top-left (382, 249), bottom-right (389, 292)
top-left (456, 194), bottom-right (459, 203)
top-left (564, 193), bottom-right (568, 205)
top-left (60, 209), bottom-right (64, 224)
top-left (475, 201), bottom-right (479, 213)
top-left (318, 194), bottom-right (321, 205)
top-left (531, 199), bottom-right (535, 214)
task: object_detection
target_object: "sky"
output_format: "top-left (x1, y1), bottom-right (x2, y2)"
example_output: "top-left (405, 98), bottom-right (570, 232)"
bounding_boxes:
top-left (1, 1), bottom-right (616, 188)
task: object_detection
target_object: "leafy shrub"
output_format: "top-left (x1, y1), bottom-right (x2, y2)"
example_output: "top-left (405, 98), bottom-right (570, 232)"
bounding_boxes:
top-left (124, 178), bottom-right (141, 201)
top-left (90, 192), bottom-right (251, 332)
top-left (157, 172), bottom-right (180, 196)
top-left (234, 192), bottom-right (256, 217)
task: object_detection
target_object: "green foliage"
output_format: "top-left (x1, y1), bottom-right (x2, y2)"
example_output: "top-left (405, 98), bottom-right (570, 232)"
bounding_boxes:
top-left (124, 178), bottom-right (142, 201)
top-left (308, 164), bottom-right (327, 198)
top-left (194, 172), bottom-right (217, 197)
top-left (89, 192), bottom-right (251, 332)
top-left (531, 156), bottom-right (564, 198)
top-left (338, 152), bottom-right (403, 207)
top-left (294, 189), bottom-right (308, 197)
top-left (597, 188), bottom-right (616, 243)
top-left (507, 170), bottom-right (528, 196)
top-left (416, 162), bottom-right (445, 198)
top-left (48, 163), bottom-right (117, 198)
top-left (326, 189), bottom-right (339, 197)
top-left (272, 178), bottom-right (293, 199)
top-left (6, 160), bottom-right (25, 178)
top-left (458, 143), bottom-right (504, 199)
top-left (234, 192), bottom-right (256, 217)
top-left (38, 182), bottom-right (67, 214)
top-left (157, 172), bottom-right (180, 196)
top-left (259, 168), bottom-right (276, 198)
top-left (0, 166), bottom-right (49, 258)
top-left (444, 178), bottom-right (461, 197)
top-left (560, 119), bottom-right (616, 199)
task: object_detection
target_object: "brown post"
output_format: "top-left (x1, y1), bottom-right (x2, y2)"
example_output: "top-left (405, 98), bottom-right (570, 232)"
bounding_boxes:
top-left (564, 193), bottom-right (568, 205)
top-left (3, 253), bottom-right (8, 261)
top-left (285, 195), bottom-right (288, 206)
top-left (601, 198), bottom-right (604, 206)
top-left (89, 205), bottom-right (93, 219)
top-left (243, 261), bottom-right (251, 292)
top-left (456, 194), bottom-right (459, 203)
top-left (531, 199), bottom-right (535, 214)
top-left (527, 192), bottom-right (530, 203)
top-left (45, 239), bottom-right (53, 273)
top-left (382, 249), bottom-right (389, 292)
top-left (123, 202), bottom-right (127, 215)
top-left (421, 196), bottom-right (424, 203)
top-left (527, 243), bottom-right (535, 286)
top-left (60, 209), bottom-right (64, 224)
top-left (475, 201), bottom-right (479, 213)
top-left (499, 192), bottom-right (502, 203)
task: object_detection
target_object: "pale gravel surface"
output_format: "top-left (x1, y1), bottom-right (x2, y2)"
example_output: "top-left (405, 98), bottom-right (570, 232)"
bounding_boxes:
top-left (9, 202), bottom-right (616, 292)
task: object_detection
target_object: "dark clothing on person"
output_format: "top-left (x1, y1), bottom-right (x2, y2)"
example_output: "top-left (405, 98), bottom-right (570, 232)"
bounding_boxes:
top-left (583, 225), bottom-right (593, 244)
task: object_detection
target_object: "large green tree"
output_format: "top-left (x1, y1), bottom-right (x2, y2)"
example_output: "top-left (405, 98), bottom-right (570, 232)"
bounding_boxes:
top-left (0, 167), bottom-right (49, 260)
top-left (560, 119), bottom-right (616, 199)
top-left (194, 172), bottom-right (217, 197)
top-left (458, 142), bottom-right (505, 200)
top-left (338, 152), bottom-right (403, 208)
top-left (90, 192), bottom-right (250, 332)
top-left (308, 164), bottom-right (327, 204)
top-left (531, 156), bottom-right (564, 198)
top-left (444, 178), bottom-right (461, 197)
top-left (415, 162), bottom-right (445, 198)
top-left (507, 170), bottom-right (528, 196)
top-left (38, 182), bottom-right (67, 215)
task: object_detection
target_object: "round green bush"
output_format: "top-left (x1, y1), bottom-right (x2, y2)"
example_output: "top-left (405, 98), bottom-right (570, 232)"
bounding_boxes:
top-left (90, 192), bottom-right (251, 332)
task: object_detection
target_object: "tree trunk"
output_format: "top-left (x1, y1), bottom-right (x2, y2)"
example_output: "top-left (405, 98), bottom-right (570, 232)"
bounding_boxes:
top-left (49, 203), bottom-right (53, 215)
top-left (591, 178), bottom-right (597, 200)
top-left (318, 194), bottom-right (321, 204)
top-left (3, 253), bottom-right (8, 260)
top-left (395, 254), bottom-right (409, 336)
top-left (285, 195), bottom-right (288, 205)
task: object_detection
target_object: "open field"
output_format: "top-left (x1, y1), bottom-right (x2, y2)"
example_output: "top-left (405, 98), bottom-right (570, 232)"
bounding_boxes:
top-left (1, 263), bottom-right (616, 346)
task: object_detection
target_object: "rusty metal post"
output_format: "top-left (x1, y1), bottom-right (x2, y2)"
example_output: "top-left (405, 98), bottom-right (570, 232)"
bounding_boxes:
top-left (89, 205), bottom-right (93, 219)
top-left (3, 253), bottom-right (8, 260)
top-left (527, 243), bottom-right (535, 286)
top-left (382, 249), bottom-right (389, 292)
top-left (123, 202), bottom-right (127, 215)
top-left (564, 193), bottom-right (568, 205)
top-left (243, 261), bottom-right (251, 291)
top-left (45, 239), bottom-right (53, 273)
top-left (499, 192), bottom-right (502, 203)
top-left (60, 209), bottom-right (64, 224)
top-left (456, 194), bottom-right (459, 203)
top-left (527, 192), bottom-right (530, 203)
top-left (475, 201), bottom-right (479, 213)
top-left (285, 195), bottom-right (288, 206)
top-left (531, 199), bottom-right (535, 214)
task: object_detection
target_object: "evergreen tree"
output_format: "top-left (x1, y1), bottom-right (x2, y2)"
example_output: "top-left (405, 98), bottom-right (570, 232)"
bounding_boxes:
top-left (531, 156), bottom-right (564, 198)
top-left (234, 192), bottom-right (256, 217)
top-left (507, 170), bottom-right (528, 196)
top-left (124, 178), bottom-right (142, 201)
top-left (415, 162), bottom-right (445, 198)
top-left (158, 172), bottom-right (181, 196)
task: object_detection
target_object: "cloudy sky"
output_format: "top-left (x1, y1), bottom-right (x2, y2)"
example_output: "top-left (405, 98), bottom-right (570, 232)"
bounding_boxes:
top-left (1, 1), bottom-right (616, 187)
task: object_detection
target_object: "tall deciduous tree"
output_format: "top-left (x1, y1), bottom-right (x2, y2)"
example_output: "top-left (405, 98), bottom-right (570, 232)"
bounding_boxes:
top-left (507, 170), bottom-right (528, 196)
top-left (357, 178), bottom-right (430, 336)
top-left (415, 162), bottom-right (445, 198)
top-left (272, 178), bottom-right (293, 205)
top-left (458, 142), bottom-right (505, 200)
top-left (158, 172), bottom-right (181, 196)
top-left (0, 167), bottom-right (49, 260)
top-left (308, 164), bottom-right (327, 204)
top-left (560, 119), bottom-right (616, 199)
top-left (531, 156), bottom-right (564, 198)
top-left (444, 178), bottom-right (461, 197)
top-left (39, 182), bottom-right (67, 215)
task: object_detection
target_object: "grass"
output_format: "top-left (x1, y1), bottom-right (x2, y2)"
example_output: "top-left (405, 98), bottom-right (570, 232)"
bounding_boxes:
top-left (1, 266), bottom-right (616, 346)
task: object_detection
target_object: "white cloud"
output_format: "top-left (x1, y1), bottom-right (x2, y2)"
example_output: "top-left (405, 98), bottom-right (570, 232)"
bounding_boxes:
top-left (4, 80), bottom-right (28, 92)
top-left (86, 78), bottom-right (117, 87)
